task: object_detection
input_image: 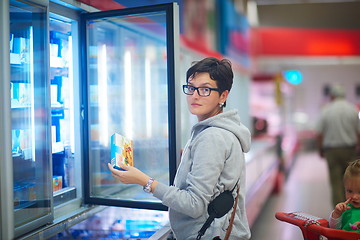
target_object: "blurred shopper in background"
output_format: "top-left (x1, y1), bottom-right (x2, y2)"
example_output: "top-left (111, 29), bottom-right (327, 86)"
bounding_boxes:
top-left (316, 84), bottom-right (360, 207)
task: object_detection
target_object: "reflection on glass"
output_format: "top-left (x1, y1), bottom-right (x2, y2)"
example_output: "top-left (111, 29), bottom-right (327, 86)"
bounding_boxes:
top-left (10, 0), bottom-right (51, 229)
top-left (87, 11), bottom-right (169, 203)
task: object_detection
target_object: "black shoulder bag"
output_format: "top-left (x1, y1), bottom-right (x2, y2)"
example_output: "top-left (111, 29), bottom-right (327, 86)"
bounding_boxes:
top-left (196, 181), bottom-right (239, 240)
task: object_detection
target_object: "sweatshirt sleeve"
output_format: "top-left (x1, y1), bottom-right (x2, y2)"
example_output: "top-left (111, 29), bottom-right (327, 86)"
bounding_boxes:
top-left (153, 128), bottom-right (232, 219)
top-left (329, 211), bottom-right (342, 229)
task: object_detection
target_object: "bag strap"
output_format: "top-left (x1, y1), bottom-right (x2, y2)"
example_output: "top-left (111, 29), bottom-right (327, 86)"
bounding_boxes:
top-left (223, 186), bottom-right (239, 240)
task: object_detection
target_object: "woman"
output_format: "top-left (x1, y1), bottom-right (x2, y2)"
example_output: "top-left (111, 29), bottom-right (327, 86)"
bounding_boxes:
top-left (108, 57), bottom-right (251, 240)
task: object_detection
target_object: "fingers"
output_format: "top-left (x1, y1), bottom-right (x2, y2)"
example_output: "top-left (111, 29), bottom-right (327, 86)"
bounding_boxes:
top-left (341, 198), bottom-right (352, 211)
top-left (108, 163), bottom-right (113, 170)
top-left (340, 204), bottom-right (348, 212)
top-left (108, 162), bottom-right (145, 186)
top-left (108, 162), bottom-right (130, 172)
top-left (345, 197), bottom-right (352, 204)
top-left (108, 163), bottom-right (116, 173)
top-left (119, 162), bottom-right (130, 171)
top-left (337, 203), bottom-right (350, 213)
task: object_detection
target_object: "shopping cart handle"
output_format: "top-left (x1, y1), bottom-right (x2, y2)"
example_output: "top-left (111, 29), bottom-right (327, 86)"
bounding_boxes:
top-left (275, 212), bottom-right (360, 240)
top-left (307, 223), bottom-right (360, 240)
top-left (275, 212), bottom-right (328, 227)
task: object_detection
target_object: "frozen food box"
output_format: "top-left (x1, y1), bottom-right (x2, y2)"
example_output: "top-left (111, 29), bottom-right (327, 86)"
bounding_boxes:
top-left (110, 133), bottom-right (134, 171)
top-left (53, 176), bottom-right (63, 192)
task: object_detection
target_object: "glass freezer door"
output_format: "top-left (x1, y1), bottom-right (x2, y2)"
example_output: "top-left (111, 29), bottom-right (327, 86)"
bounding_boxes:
top-left (81, 3), bottom-right (179, 210)
top-left (10, 0), bottom-right (52, 237)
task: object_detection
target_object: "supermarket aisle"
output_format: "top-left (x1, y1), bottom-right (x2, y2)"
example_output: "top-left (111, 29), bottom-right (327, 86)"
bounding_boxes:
top-left (250, 151), bottom-right (333, 240)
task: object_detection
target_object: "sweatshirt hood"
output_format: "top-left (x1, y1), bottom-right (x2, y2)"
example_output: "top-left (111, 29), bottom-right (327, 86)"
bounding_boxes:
top-left (191, 109), bottom-right (251, 153)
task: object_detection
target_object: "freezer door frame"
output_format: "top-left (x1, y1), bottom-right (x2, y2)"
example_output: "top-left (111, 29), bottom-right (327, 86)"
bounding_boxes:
top-left (80, 2), bottom-right (181, 211)
top-left (0, 0), bottom-right (14, 239)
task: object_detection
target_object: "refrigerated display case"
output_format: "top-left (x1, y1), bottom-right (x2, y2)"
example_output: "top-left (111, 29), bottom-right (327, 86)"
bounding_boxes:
top-left (49, 15), bottom-right (78, 205)
top-left (8, 0), bottom-right (52, 238)
top-left (10, 0), bottom-right (52, 233)
top-left (80, 3), bottom-right (180, 210)
top-left (49, 206), bottom-right (169, 239)
top-left (1, 1), bottom-right (180, 239)
top-left (48, 2), bottom-right (87, 217)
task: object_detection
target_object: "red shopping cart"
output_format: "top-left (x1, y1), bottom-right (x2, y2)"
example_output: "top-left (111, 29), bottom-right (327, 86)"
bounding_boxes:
top-left (275, 212), bottom-right (360, 240)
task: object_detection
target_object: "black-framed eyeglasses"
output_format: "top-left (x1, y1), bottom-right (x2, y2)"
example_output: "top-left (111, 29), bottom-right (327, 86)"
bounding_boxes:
top-left (182, 85), bottom-right (220, 97)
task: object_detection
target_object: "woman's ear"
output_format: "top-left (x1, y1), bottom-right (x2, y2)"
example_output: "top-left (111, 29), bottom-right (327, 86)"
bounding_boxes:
top-left (220, 90), bottom-right (229, 103)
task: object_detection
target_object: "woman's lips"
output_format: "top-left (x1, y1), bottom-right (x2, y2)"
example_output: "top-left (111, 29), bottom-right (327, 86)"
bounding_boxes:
top-left (191, 103), bottom-right (201, 107)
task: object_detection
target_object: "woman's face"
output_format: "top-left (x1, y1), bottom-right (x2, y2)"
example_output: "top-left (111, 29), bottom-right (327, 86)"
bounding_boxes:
top-left (344, 176), bottom-right (360, 208)
top-left (186, 72), bottom-right (228, 121)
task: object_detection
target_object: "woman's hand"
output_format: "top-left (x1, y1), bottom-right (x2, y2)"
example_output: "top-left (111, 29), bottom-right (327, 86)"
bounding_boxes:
top-left (332, 198), bottom-right (352, 219)
top-left (108, 163), bottom-right (149, 186)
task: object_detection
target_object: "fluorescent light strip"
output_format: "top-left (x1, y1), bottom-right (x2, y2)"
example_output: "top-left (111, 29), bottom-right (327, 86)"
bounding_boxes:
top-left (29, 26), bottom-right (35, 162)
top-left (145, 57), bottom-right (152, 138)
top-left (124, 51), bottom-right (133, 139)
top-left (98, 44), bottom-right (109, 146)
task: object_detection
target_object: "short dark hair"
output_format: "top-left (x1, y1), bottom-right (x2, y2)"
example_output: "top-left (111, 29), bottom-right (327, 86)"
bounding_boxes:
top-left (186, 57), bottom-right (233, 107)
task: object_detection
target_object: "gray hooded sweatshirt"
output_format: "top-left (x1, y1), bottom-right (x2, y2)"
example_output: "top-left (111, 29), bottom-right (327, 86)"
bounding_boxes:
top-left (153, 109), bottom-right (251, 240)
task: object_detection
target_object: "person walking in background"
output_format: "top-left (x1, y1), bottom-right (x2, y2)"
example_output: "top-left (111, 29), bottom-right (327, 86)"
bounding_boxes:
top-left (315, 84), bottom-right (360, 207)
top-left (108, 57), bottom-right (251, 240)
top-left (329, 159), bottom-right (360, 232)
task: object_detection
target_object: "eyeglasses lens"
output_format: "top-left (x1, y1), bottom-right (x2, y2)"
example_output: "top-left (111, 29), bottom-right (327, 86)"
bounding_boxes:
top-left (183, 85), bottom-right (212, 97)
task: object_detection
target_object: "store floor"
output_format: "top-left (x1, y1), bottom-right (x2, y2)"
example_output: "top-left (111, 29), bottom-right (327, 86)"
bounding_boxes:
top-left (250, 150), bottom-right (333, 240)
